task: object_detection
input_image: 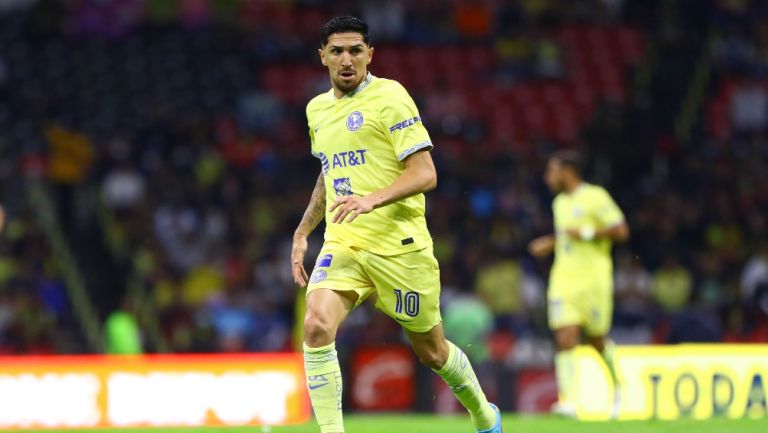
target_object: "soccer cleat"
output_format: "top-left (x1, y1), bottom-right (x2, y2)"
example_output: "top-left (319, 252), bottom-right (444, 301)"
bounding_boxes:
top-left (477, 403), bottom-right (503, 433)
top-left (551, 400), bottom-right (578, 418)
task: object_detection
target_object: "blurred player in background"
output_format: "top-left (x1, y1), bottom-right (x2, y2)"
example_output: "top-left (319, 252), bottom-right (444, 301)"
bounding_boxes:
top-left (290, 16), bottom-right (502, 433)
top-left (528, 150), bottom-right (629, 418)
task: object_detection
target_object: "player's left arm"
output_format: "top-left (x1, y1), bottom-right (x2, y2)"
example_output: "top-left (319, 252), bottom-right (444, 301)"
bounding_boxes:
top-left (330, 150), bottom-right (436, 223)
top-left (592, 221), bottom-right (630, 242)
top-left (566, 188), bottom-right (630, 242)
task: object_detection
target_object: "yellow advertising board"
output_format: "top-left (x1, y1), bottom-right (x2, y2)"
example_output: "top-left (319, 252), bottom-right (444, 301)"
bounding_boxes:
top-left (573, 345), bottom-right (768, 420)
top-left (0, 353), bottom-right (310, 429)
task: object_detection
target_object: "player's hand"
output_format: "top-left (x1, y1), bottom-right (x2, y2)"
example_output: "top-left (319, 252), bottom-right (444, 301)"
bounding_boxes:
top-left (291, 234), bottom-right (310, 287)
top-left (566, 226), bottom-right (595, 240)
top-left (528, 236), bottom-right (555, 258)
top-left (565, 228), bottom-right (581, 239)
top-left (329, 195), bottom-right (375, 223)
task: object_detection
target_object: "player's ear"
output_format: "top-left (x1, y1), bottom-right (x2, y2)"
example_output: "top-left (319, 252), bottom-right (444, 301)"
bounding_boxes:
top-left (319, 47), bottom-right (326, 66)
top-left (367, 46), bottom-right (374, 65)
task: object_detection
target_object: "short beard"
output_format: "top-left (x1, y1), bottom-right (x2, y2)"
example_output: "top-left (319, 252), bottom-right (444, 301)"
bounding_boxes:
top-left (333, 75), bottom-right (363, 94)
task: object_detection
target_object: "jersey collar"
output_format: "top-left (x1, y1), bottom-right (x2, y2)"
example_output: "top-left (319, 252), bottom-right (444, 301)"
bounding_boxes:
top-left (335, 72), bottom-right (375, 100)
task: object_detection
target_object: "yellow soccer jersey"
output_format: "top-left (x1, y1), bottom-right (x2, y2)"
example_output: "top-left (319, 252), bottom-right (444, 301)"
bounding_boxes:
top-left (551, 183), bottom-right (625, 283)
top-left (306, 73), bottom-right (433, 255)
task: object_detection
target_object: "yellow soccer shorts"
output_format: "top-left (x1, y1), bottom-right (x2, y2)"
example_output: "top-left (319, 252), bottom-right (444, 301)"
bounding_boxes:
top-left (306, 241), bottom-right (442, 333)
top-left (547, 275), bottom-right (613, 336)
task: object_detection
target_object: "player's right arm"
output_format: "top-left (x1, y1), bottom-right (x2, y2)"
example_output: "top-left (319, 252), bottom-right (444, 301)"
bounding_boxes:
top-left (291, 172), bottom-right (326, 286)
top-left (528, 234), bottom-right (555, 258)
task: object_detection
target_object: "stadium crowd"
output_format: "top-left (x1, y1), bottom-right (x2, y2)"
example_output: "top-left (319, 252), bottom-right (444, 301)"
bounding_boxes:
top-left (0, 0), bottom-right (766, 360)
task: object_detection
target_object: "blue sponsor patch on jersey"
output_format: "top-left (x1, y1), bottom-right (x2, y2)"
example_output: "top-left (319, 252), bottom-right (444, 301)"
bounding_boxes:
top-left (317, 254), bottom-right (333, 268)
top-left (333, 177), bottom-right (353, 196)
top-left (346, 111), bottom-right (364, 132)
top-left (389, 116), bottom-right (422, 133)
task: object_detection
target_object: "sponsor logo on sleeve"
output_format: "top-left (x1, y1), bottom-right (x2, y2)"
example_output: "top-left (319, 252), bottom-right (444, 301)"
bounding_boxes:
top-left (389, 116), bottom-right (422, 133)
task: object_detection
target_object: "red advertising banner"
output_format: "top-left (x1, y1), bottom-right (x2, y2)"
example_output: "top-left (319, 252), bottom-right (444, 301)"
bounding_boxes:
top-left (514, 368), bottom-right (558, 413)
top-left (350, 346), bottom-right (415, 411)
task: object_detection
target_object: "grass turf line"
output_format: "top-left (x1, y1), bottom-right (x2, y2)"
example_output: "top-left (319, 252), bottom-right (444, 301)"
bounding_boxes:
top-left (9, 415), bottom-right (768, 433)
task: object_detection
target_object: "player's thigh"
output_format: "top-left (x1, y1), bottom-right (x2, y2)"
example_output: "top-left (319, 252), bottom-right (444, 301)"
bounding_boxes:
top-left (306, 242), bottom-right (375, 313)
top-left (583, 280), bottom-right (613, 337)
top-left (547, 280), bottom-right (583, 331)
top-left (366, 247), bottom-right (442, 333)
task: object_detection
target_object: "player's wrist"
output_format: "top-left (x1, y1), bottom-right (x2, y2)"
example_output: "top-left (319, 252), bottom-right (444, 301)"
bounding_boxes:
top-left (367, 193), bottom-right (385, 209)
top-left (579, 225), bottom-right (596, 241)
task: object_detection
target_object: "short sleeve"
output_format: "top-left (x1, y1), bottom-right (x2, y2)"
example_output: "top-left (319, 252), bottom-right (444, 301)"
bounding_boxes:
top-left (593, 188), bottom-right (625, 228)
top-left (307, 105), bottom-right (316, 154)
top-left (380, 83), bottom-right (433, 161)
top-left (309, 126), bottom-right (320, 156)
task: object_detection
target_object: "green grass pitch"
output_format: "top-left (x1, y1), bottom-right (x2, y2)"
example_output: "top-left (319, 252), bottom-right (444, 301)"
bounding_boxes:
top-left (12, 415), bottom-right (768, 433)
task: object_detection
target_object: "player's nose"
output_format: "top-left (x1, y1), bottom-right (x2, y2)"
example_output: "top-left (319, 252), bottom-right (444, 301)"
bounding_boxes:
top-left (340, 52), bottom-right (352, 66)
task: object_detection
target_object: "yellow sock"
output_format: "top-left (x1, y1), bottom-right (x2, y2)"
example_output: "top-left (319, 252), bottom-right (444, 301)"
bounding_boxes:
top-left (434, 341), bottom-right (496, 431)
top-left (600, 340), bottom-right (619, 387)
top-left (304, 342), bottom-right (343, 433)
top-left (555, 349), bottom-right (575, 404)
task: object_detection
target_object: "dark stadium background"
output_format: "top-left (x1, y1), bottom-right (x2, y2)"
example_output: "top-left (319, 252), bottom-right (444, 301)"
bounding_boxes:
top-left (0, 0), bottom-right (766, 418)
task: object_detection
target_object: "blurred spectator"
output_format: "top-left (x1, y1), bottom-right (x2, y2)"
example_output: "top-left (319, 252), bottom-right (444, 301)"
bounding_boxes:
top-left (474, 256), bottom-right (540, 335)
top-left (102, 159), bottom-right (145, 211)
top-left (741, 242), bottom-right (768, 302)
top-left (652, 255), bottom-right (693, 313)
top-left (362, 1), bottom-right (405, 42)
top-left (614, 252), bottom-right (654, 327)
top-left (730, 79), bottom-right (768, 132)
top-left (104, 297), bottom-right (143, 354)
top-left (153, 199), bottom-right (227, 272)
top-left (443, 295), bottom-right (493, 362)
top-left (454, 0), bottom-right (492, 40)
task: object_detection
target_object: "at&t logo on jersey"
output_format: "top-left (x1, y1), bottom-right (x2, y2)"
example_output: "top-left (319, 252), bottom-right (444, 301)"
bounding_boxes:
top-left (346, 111), bottom-right (364, 131)
top-left (331, 149), bottom-right (367, 168)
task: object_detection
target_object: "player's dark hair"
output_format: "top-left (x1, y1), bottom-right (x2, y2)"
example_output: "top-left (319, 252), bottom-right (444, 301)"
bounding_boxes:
top-left (551, 150), bottom-right (584, 176)
top-left (321, 16), bottom-right (370, 47)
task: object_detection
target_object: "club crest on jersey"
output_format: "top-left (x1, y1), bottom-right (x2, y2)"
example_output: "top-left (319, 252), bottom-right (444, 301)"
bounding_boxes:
top-left (346, 111), bottom-right (364, 132)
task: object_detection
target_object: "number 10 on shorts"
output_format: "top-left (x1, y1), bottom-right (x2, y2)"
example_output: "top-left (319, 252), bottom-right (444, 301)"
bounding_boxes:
top-left (393, 289), bottom-right (420, 317)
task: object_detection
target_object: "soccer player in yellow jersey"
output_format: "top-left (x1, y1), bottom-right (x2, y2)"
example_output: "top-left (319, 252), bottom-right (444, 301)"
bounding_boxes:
top-left (290, 16), bottom-right (502, 433)
top-left (528, 150), bottom-right (630, 419)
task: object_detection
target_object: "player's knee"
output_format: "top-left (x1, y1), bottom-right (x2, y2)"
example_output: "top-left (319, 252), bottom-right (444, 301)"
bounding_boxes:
top-left (555, 331), bottom-right (579, 350)
top-left (303, 310), bottom-right (336, 347)
top-left (413, 346), bottom-right (447, 370)
top-left (589, 337), bottom-right (605, 353)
